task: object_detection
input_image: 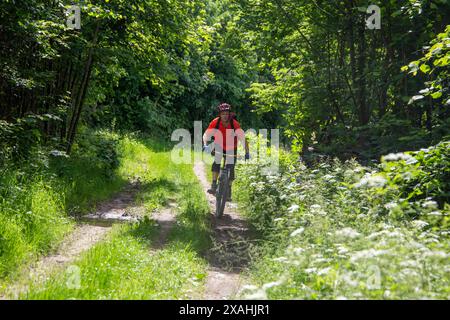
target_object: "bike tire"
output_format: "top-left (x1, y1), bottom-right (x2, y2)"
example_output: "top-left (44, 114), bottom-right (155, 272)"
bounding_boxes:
top-left (215, 172), bottom-right (228, 218)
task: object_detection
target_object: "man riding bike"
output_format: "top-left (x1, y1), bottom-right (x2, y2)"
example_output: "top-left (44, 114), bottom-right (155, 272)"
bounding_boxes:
top-left (202, 103), bottom-right (250, 201)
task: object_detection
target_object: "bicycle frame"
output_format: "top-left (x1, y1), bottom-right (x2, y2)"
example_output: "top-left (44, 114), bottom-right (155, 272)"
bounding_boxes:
top-left (205, 146), bottom-right (240, 218)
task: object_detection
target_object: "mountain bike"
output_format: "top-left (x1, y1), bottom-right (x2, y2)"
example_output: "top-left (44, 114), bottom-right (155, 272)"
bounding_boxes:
top-left (202, 146), bottom-right (237, 218)
top-left (213, 150), bottom-right (237, 218)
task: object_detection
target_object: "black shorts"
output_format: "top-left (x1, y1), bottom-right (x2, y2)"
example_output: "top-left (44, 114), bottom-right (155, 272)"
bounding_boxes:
top-left (211, 148), bottom-right (237, 181)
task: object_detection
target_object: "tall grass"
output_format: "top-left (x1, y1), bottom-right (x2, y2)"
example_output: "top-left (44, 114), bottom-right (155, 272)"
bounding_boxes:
top-left (0, 130), bottom-right (127, 278)
top-left (18, 137), bottom-right (212, 299)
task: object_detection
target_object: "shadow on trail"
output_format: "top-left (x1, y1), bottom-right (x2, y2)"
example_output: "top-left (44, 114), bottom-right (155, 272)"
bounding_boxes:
top-left (79, 178), bottom-right (177, 226)
top-left (205, 211), bottom-right (255, 273)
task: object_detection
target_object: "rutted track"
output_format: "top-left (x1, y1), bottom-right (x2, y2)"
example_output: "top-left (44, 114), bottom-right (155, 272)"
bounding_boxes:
top-left (193, 161), bottom-right (252, 300)
top-left (1, 182), bottom-right (177, 299)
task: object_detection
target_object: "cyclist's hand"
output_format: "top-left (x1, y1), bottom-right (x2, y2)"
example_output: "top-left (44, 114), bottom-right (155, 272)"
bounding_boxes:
top-left (245, 152), bottom-right (250, 160)
top-left (203, 144), bottom-right (211, 153)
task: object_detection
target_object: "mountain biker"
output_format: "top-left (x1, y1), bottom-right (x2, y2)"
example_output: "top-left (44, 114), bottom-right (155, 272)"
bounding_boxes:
top-left (202, 103), bottom-right (250, 201)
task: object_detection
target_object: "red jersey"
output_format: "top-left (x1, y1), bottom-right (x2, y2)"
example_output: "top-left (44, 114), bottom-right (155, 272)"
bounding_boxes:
top-left (205, 117), bottom-right (245, 151)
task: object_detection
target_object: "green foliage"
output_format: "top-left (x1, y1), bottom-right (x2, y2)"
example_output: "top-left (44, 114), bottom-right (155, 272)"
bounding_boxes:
top-left (380, 141), bottom-right (450, 210)
top-left (403, 25), bottom-right (450, 106)
top-left (0, 130), bottom-right (130, 277)
top-left (17, 138), bottom-right (211, 300)
top-left (235, 141), bottom-right (450, 299)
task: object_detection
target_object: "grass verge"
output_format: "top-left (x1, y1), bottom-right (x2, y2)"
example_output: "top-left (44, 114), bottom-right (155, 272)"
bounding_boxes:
top-left (17, 136), bottom-right (212, 299)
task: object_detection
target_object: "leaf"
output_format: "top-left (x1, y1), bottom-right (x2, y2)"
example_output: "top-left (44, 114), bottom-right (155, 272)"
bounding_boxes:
top-left (431, 91), bottom-right (442, 99)
top-left (420, 64), bottom-right (431, 74)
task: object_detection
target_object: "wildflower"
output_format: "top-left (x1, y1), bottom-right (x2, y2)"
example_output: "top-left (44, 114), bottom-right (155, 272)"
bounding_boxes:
top-left (399, 260), bottom-right (419, 268)
top-left (262, 275), bottom-right (287, 290)
top-left (422, 201), bottom-right (438, 209)
top-left (339, 274), bottom-right (359, 287)
top-left (422, 251), bottom-right (448, 259)
top-left (382, 153), bottom-right (412, 162)
top-left (288, 204), bottom-right (300, 213)
top-left (350, 249), bottom-right (390, 262)
top-left (411, 220), bottom-right (429, 229)
top-left (317, 267), bottom-right (332, 276)
top-left (304, 267), bottom-right (317, 274)
top-left (384, 202), bottom-right (397, 210)
top-left (273, 257), bottom-right (289, 263)
top-left (290, 227), bottom-right (305, 237)
top-left (292, 247), bottom-right (305, 255)
top-left (337, 247), bottom-right (349, 255)
top-left (244, 289), bottom-right (267, 300)
top-left (241, 285), bottom-right (258, 291)
top-left (405, 157), bottom-right (418, 165)
top-left (355, 175), bottom-right (387, 188)
top-left (335, 228), bottom-right (361, 239)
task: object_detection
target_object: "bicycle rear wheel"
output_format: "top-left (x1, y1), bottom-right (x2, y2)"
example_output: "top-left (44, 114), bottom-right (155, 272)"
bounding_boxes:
top-left (215, 170), bottom-right (228, 218)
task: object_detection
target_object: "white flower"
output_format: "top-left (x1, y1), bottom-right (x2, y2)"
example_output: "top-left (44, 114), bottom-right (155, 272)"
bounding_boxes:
top-left (405, 157), bottom-right (418, 165)
top-left (314, 258), bottom-right (331, 264)
top-left (317, 267), bottom-right (332, 276)
top-left (350, 249), bottom-right (390, 262)
top-left (288, 204), bottom-right (300, 213)
top-left (339, 274), bottom-right (359, 287)
top-left (422, 251), bottom-right (448, 259)
top-left (273, 257), bottom-right (289, 263)
top-left (337, 246), bottom-right (349, 255)
top-left (355, 175), bottom-right (387, 188)
top-left (367, 231), bottom-right (383, 240)
top-left (244, 289), bottom-right (267, 300)
top-left (427, 211), bottom-right (442, 216)
top-left (304, 267), bottom-right (317, 274)
top-left (335, 228), bottom-right (361, 239)
top-left (292, 247), bottom-right (305, 255)
top-left (422, 201), bottom-right (438, 209)
top-left (290, 227), bottom-right (305, 237)
top-left (384, 202), bottom-right (397, 210)
top-left (310, 204), bottom-right (322, 210)
top-left (241, 285), bottom-right (258, 291)
top-left (262, 275), bottom-right (287, 290)
top-left (400, 260), bottom-right (419, 268)
top-left (411, 220), bottom-right (429, 229)
top-left (382, 153), bottom-right (412, 162)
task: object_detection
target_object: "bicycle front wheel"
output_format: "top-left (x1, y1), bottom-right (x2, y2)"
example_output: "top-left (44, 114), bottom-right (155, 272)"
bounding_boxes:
top-left (215, 172), bottom-right (228, 218)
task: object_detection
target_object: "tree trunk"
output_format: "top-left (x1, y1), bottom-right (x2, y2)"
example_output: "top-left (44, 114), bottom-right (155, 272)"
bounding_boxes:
top-left (66, 22), bottom-right (100, 154)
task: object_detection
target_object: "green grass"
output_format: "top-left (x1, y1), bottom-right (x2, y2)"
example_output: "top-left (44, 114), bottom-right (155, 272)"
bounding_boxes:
top-left (17, 136), bottom-right (212, 299)
top-left (21, 222), bottom-right (207, 299)
top-left (0, 131), bottom-right (130, 279)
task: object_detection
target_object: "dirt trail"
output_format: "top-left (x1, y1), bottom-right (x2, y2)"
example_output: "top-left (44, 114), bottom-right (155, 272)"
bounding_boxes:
top-left (150, 203), bottom-right (177, 250)
top-left (1, 182), bottom-right (175, 299)
top-left (193, 161), bottom-right (252, 300)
